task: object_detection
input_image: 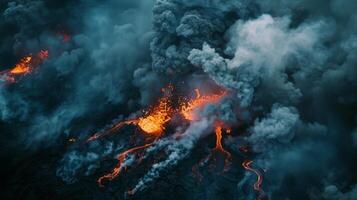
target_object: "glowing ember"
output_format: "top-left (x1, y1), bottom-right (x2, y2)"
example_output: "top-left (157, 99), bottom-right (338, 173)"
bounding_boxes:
top-left (1, 50), bottom-right (49, 83)
top-left (242, 160), bottom-right (265, 199)
top-left (98, 142), bottom-right (153, 186)
top-left (180, 89), bottom-right (227, 121)
top-left (57, 30), bottom-right (71, 42)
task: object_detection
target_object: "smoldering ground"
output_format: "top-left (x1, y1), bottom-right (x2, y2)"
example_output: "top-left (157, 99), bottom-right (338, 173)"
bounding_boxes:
top-left (1, 0), bottom-right (357, 200)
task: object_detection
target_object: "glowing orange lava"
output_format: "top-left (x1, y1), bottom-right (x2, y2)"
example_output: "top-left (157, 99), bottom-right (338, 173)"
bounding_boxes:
top-left (213, 125), bottom-right (231, 157)
top-left (212, 123), bottom-right (232, 171)
top-left (242, 160), bottom-right (265, 199)
top-left (87, 119), bottom-right (138, 142)
top-left (1, 50), bottom-right (49, 83)
top-left (137, 96), bottom-right (173, 135)
top-left (180, 89), bottom-right (227, 121)
top-left (10, 56), bottom-right (32, 74)
top-left (87, 91), bottom-right (173, 142)
top-left (91, 97), bottom-right (173, 186)
top-left (98, 142), bottom-right (153, 186)
top-left (87, 86), bottom-right (234, 189)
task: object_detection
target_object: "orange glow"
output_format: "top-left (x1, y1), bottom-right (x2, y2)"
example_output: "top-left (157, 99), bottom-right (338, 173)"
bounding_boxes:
top-left (1, 50), bottom-right (49, 83)
top-left (10, 50), bottom-right (49, 75)
top-left (242, 160), bottom-right (264, 192)
top-left (10, 56), bottom-right (32, 74)
top-left (86, 97), bottom-right (172, 142)
top-left (87, 119), bottom-right (138, 142)
top-left (87, 86), bottom-right (235, 189)
top-left (212, 123), bottom-right (232, 170)
top-left (180, 89), bottom-right (227, 121)
top-left (137, 97), bottom-right (173, 136)
top-left (98, 142), bottom-right (153, 186)
top-left (87, 88), bottom-right (173, 142)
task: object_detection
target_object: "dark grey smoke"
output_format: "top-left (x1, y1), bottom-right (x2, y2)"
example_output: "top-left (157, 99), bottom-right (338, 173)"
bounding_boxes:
top-left (1, 0), bottom-right (357, 200)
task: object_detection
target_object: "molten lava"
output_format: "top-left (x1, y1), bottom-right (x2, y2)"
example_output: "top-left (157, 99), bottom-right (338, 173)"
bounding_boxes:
top-left (211, 123), bottom-right (232, 171)
top-left (9, 56), bottom-right (32, 74)
top-left (87, 91), bottom-right (173, 142)
top-left (213, 125), bottom-right (231, 159)
top-left (242, 160), bottom-right (265, 199)
top-left (98, 142), bottom-right (153, 186)
top-left (137, 96), bottom-right (173, 135)
top-left (87, 86), bottom-right (234, 189)
top-left (1, 50), bottom-right (49, 83)
top-left (180, 89), bottom-right (227, 121)
top-left (87, 119), bottom-right (138, 142)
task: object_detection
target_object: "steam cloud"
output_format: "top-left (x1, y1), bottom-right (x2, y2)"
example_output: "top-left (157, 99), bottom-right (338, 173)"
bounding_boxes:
top-left (1, 0), bottom-right (357, 200)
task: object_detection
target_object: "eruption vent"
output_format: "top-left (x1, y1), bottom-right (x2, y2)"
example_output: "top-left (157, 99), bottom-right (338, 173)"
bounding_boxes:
top-left (137, 96), bottom-right (173, 135)
top-left (87, 87), bottom-right (174, 142)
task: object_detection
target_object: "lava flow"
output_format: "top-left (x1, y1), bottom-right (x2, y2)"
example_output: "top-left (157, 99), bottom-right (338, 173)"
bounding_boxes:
top-left (98, 142), bottom-right (154, 186)
top-left (87, 119), bottom-right (138, 142)
top-left (191, 122), bottom-right (232, 181)
top-left (212, 123), bottom-right (232, 170)
top-left (242, 160), bottom-right (265, 199)
top-left (180, 89), bottom-right (227, 121)
top-left (92, 96), bottom-right (173, 186)
top-left (87, 95), bottom-right (173, 142)
top-left (181, 89), bottom-right (232, 171)
top-left (0, 50), bottom-right (49, 83)
top-left (87, 86), bottom-right (233, 188)
top-left (137, 95), bottom-right (173, 135)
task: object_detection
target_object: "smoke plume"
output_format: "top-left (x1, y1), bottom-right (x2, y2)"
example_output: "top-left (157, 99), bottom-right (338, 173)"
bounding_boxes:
top-left (1, 0), bottom-right (357, 200)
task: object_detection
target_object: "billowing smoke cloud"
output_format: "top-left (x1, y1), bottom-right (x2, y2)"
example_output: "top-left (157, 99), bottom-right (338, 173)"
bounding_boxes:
top-left (247, 104), bottom-right (299, 153)
top-left (189, 14), bottom-right (328, 107)
top-left (130, 118), bottom-right (214, 194)
top-left (1, 0), bottom-right (357, 200)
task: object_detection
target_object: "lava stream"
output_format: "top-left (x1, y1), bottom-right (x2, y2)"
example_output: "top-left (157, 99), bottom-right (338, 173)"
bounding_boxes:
top-left (98, 142), bottom-right (153, 186)
top-left (212, 124), bottom-right (232, 171)
top-left (87, 96), bottom-right (173, 142)
top-left (87, 119), bottom-right (138, 142)
top-left (213, 125), bottom-right (231, 158)
top-left (137, 96), bottom-right (173, 136)
top-left (180, 89), bottom-right (227, 121)
top-left (242, 160), bottom-right (265, 199)
top-left (87, 87), bottom-right (232, 189)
